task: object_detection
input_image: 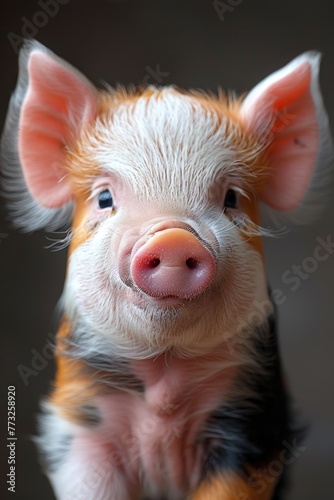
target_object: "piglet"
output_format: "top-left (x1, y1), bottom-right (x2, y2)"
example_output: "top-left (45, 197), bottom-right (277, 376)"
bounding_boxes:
top-left (1, 41), bottom-right (332, 499)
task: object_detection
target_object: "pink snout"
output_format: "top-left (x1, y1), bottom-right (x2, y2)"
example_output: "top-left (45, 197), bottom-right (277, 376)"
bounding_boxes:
top-left (130, 228), bottom-right (216, 299)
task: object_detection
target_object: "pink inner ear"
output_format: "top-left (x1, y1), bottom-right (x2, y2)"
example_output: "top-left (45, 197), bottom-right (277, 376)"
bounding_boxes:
top-left (19, 51), bottom-right (98, 208)
top-left (241, 61), bottom-right (319, 211)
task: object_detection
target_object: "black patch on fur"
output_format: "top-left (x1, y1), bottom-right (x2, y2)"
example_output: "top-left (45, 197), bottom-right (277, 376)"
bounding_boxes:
top-left (200, 309), bottom-right (304, 498)
top-left (79, 404), bottom-right (103, 426)
top-left (61, 327), bottom-right (145, 393)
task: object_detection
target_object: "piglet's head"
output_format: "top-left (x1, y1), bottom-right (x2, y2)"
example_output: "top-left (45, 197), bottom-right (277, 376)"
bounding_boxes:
top-left (2, 41), bottom-right (332, 358)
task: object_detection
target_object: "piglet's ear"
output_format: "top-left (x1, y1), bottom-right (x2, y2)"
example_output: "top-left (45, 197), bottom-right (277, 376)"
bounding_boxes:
top-left (18, 42), bottom-right (98, 208)
top-left (240, 52), bottom-right (332, 212)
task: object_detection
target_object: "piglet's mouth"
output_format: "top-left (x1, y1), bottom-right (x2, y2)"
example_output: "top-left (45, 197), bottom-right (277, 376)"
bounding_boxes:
top-left (122, 277), bottom-right (192, 307)
top-left (122, 266), bottom-right (213, 303)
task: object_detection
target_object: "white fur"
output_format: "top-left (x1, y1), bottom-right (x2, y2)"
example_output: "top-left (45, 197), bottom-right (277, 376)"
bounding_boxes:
top-left (76, 88), bottom-right (260, 208)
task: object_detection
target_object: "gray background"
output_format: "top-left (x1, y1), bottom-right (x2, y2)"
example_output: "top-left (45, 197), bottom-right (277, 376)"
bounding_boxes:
top-left (0, 0), bottom-right (333, 498)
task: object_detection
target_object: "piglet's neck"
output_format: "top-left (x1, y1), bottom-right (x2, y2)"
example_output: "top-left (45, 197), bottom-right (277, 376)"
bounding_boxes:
top-left (130, 351), bottom-right (238, 418)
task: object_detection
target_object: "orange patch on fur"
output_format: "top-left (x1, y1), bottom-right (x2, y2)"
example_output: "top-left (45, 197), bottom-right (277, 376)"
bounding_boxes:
top-left (190, 467), bottom-right (279, 500)
top-left (50, 319), bottom-right (102, 424)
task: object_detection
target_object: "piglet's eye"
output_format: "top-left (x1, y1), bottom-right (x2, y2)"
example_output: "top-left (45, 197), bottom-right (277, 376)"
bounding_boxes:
top-left (224, 189), bottom-right (238, 209)
top-left (98, 189), bottom-right (113, 209)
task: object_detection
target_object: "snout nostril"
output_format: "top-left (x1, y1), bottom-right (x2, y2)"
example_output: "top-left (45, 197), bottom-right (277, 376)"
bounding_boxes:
top-left (147, 257), bottom-right (160, 269)
top-left (186, 257), bottom-right (199, 270)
